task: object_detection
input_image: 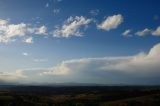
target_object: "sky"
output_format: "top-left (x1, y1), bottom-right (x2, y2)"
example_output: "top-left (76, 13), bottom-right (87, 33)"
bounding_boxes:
top-left (0, 0), bottom-right (160, 85)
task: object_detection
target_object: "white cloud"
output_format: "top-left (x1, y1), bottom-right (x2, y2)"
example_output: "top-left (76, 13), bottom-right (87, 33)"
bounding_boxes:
top-left (42, 63), bottom-right (69, 76)
top-left (40, 43), bottom-right (160, 84)
top-left (53, 16), bottom-right (92, 38)
top-left (6, 23), bottom-right (27, 37)
top-left (22, 52), bottom-right (29, 56)
top-left (0, 19), bottom-right (8, 25)
top-left (0, 21), bottom-right (27, 43)
top-left (35, 25), bottom-right (47, 35)
top-left (152, 26), bottom-right (160, 36)
top-left (122, 29), bottom-right (132, 37)
top-left (0, 19), bottom-right (47, 43)
top-left (135, 26), bottom-right (160, 37)
top-left (97, 14), bottom-right (123, 31)
top-left (135, 28), bottom-right (151, 36)
top-left (0, 70), bottom-right (27, 82)
top-left (24, 37), bottom-right (33, 44)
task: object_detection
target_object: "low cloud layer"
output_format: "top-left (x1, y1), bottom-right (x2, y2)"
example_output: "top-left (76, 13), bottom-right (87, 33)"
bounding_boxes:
top-left (1, 43), bottom-right (160, 84)
top-left (0, 70), bottom-right (26, 82)
top-left (40, 43), bottom-right (160, 84)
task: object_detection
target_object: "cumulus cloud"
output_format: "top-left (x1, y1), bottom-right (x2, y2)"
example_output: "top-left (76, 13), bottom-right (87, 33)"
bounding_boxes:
top-left (97, 14), bottom-right (123, 31)
top-left (35, 25), bottom-right (47, 35)
top-left (0, 19), bottom-right (47, 43)
top-left (122, 29), bottom-right (132, 37)
top-left (135, 27), bottom-right (160, 37)
top-left (0, 20), bottom-right (27, 43)
top-left (24, 37), bottom-right (33, 44)
top-left (135, 28), bottom-right (151, 36)
top-left (40, 43), bottom-right (160, 84)
top-left (53, 16), bottom-right (92, 38)
top-left (152, 26), bottom-right (160, 36)
top-left (0, 70), bottom-right (27, 82)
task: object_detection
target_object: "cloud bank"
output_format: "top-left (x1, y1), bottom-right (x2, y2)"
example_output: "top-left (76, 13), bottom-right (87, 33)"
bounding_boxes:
top-left (40, 43), bottom-right (160, 84)
top-left (0, 70), bottom-right (26, 82)
top-left (1, 43), bottom-right (160, 84)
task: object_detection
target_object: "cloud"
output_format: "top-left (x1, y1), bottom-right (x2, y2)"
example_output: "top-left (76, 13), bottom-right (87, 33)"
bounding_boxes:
top-left (152, 26), bottom-right (160, 36)
top-left (45, 3), bottom-right (49, 8)
top-left (24, 37), bottom-right (33, 44)
top-left (0, 21), bottom-right (27, 43)
top-left (0, 19), bottom-right (47, 43)
top-left (42, 64), bottom-right (69, 76)
top-left (53, 9), bottom-right (60, 14)
top-left (0, 70), bottom-right (27, 82)
top-left (122, 29), bottom-right (132, 37)
top-left (40, 43), bottom-right (160, 84)
top-left (53, 16), bottom-right (92, 38)
top-left (135, 28), bottom-right (151, 36)
top-left (22, 52), bottom-right (29, 56)
top-left (35, 25), bottom-right (47, 35)
top-left (97, 14), bottom-right (123, 31)
top-left (135, 26), bottom-right (160, 37)
top-left (90, 9), bottom-right (99, 16)
top-left (0, 19), bottom-right (8, 25)
top-left (33, 59), bottom-right (48, 62)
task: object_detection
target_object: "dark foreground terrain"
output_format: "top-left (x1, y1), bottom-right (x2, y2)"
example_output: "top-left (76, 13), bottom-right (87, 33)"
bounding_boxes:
top-left (0, 85), bottom-right (160, 106)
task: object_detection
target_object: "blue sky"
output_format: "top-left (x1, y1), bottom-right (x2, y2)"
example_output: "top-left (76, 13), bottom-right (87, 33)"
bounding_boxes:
top-left (0, 0), bottom-right (160, 85)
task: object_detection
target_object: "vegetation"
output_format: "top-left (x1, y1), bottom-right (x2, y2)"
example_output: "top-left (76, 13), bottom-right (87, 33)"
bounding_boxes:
top-left (0, 86), bottom-right (160, 106)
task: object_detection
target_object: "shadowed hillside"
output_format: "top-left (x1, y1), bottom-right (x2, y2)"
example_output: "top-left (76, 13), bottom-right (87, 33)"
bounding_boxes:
top-left (0, 86), bottom-right (160, 106)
